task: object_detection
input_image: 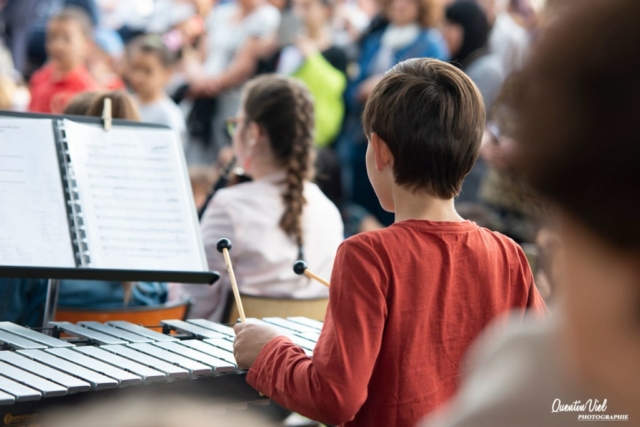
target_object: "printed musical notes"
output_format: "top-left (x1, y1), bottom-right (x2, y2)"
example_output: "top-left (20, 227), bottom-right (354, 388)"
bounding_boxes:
top-left (62, 120), bottom-right (207, 272)
top-left (0, 118), bottom-right (75, 267)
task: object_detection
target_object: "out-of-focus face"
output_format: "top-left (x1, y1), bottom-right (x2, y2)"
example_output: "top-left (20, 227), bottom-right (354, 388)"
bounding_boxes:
top-left (46, 19), bottom-right (90, 71)
top-left (558, 214), bottom-right (640, 417)
top-left (366, 135), bottom-right (395, 213)
top-left (386, 0), bottom-right (420, 26)
top-left (192, 0), bottom-right (217, 15)
top-left (440, 20), bottom-right (463, 57)
top-left (238, 0), bottom-right (259, 11)
top-left (294, 0), bottom-right (331, 32)
top-left (126, 51), bottom-right (169, 99)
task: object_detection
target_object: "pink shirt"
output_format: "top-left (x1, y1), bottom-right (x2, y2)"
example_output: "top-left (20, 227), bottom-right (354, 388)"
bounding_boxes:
top-left (178, 172), bottom-right (343, 321)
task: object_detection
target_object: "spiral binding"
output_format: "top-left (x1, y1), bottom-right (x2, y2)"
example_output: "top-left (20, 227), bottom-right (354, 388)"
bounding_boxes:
top-left (54, 120), bottom-right (92, 267)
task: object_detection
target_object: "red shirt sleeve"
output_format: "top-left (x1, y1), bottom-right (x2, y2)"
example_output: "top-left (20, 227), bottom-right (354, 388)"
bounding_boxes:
top-left (246, 239), bottom-right (388, 425)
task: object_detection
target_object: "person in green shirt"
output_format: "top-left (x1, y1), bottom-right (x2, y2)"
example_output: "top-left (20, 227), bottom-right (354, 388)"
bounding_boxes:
top-left (268, 0), bottom-right (348, 148)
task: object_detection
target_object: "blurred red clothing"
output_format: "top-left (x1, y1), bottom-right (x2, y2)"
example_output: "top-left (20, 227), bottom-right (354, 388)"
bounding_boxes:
top-left (247, 220), bottom-right (547, 427)
top-left (104, 77), bottom-right (125, 90)
top-left (28, 63), bottom-right (97, 113)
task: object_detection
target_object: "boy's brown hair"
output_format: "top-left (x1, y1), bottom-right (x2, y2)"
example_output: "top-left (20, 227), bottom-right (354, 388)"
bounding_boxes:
top-left (362, 58), bottom-right (485, 199)
top-left (127, 34), bottom-right (180, 68)
top-left (49, 6), bottom-right (93, 39)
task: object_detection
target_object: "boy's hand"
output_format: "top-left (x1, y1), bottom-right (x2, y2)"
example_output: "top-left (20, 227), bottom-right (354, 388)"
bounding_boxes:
top-left (233, 322), bottom-right (283, 369)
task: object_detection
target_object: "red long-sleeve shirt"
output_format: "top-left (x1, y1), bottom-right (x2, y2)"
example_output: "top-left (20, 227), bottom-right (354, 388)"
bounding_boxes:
top-left (247, 220), bottom-right (547, 426)
top-left (28, 63), bottom-right (97, 113)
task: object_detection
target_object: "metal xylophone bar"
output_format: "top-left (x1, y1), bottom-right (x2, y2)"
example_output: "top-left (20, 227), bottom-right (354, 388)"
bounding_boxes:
top-left (0, 317), bottom-right (320, 416)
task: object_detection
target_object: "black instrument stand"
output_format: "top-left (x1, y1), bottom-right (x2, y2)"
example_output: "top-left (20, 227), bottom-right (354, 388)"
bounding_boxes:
top-left (42, 279), bottom-right (60, 330)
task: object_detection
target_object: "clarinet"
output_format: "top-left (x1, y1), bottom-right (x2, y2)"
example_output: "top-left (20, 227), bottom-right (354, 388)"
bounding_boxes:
top-left (198, 158), bottom-right (252, 220)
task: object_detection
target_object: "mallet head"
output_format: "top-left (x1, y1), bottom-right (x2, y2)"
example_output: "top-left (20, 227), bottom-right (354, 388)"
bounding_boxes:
top-left (216, 238), bottom-right (232, 253)
top-left (293, 260), bottom-right (308, 275)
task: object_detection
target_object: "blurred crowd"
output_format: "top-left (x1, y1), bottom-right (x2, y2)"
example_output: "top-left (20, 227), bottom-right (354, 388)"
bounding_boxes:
top-left (0, 0), bottom-right (553, 296)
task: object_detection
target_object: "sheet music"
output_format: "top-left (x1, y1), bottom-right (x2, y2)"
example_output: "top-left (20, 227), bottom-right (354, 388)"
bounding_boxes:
top-left (62, 119), bottom-right (207, 272)
top-left (0, 118), bottom-right (76, 267)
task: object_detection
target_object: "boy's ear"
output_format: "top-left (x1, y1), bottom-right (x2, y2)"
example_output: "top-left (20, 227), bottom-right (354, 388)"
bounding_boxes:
top-left (371, 132), bottom-right (393, 172)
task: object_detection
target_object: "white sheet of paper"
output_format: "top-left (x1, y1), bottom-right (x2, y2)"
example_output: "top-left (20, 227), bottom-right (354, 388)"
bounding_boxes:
top-left (62, 119), bottom-right (207, 272)
top-left (0, 118), bottom-right (76, 267)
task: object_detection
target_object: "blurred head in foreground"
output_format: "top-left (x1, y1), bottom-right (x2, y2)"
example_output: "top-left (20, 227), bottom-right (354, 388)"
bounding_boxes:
top-left (43, 396), bottom-right (272, 427)
top-left (506, 0), bottom-right (640, 416)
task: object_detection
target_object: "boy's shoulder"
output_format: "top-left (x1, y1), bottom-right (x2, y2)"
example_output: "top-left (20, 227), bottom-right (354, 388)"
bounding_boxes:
top-left (476, 226), bottom-right (526, 254)
top-left (343, 222), bottom-right (525, 260)
top-left (474, 226), bottom-right (531, 274)
top-left (30, 63), bottom-right (53, 84)
top-left (343, 226), bottom-right (395, 248)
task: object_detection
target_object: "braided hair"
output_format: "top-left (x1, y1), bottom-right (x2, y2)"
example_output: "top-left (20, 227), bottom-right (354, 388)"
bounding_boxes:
top-left (242, 75), bottom-right (315, 256)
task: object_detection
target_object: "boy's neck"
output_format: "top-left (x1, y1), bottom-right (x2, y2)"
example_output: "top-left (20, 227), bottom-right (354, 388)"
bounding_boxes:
top-left (136, 91), bottom-right (165, 105)
top-left (392, 186), bottom-right (465, 223)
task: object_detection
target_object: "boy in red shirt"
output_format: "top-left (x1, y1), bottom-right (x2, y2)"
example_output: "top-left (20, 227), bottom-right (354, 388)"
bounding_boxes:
top-left (233, 58), bottom-right (546, 427)
top-left (28, 8), bottom-right (97, 113)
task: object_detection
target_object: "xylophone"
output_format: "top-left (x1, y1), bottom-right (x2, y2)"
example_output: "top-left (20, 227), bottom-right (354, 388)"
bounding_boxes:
top-left (0, 316), bottom-right (322, 425)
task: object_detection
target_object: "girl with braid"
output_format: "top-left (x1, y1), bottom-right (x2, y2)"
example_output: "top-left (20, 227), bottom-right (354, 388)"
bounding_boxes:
top-left (177, 74), bottom-right (343, 322)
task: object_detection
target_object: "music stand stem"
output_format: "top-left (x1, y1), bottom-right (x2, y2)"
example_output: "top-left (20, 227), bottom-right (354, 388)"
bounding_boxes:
top-left (42, 279), bottom-right (60, 330)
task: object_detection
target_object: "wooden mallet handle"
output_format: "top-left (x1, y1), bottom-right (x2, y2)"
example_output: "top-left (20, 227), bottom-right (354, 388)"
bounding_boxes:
top-left (217, 238), bottom-right (246, 322)
top-left (293, 260), bottom-right (330, 288)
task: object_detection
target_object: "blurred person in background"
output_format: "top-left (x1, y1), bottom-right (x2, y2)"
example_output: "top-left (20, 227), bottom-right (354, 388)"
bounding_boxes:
top-left (0, 39), bottom-right (30, 111)
top-left (476, 0), bottom-right (529, 74)
top-left (339, 0), bottom-right (448, 227)
top-left (260, 0), bottom-right (348, 208)
top-left (508, 0), bottom-right (538, 31)
top-left (442, 1), bottom-right (504, 113)
top-left (332, 0), bottom-right (377, 47)
top-left (24, 0), bottom-right (100, 78)
top-left (186, 0), bottom-right (280, 164)
top-left (0, 0), bottom-right (42, 76)
top-left (478, 75), bottom-right (538, 243)
top-left (442, 1), bottom-right (504, 204)
top-left (97, 0), bottom-right (154, 42)
top-left (88, 27), bottom-right (126, 90)
top-left (28, 7), bottom-right (98, 113)
top-left (126, 34), bottom-right (187, 146)
top-left (269, 0), bottom-right (348, 149)
top-left (0, 74), bottom-right (15, 110)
